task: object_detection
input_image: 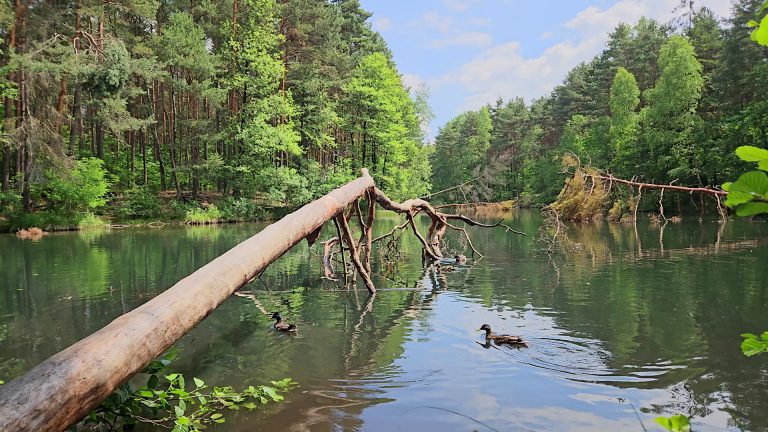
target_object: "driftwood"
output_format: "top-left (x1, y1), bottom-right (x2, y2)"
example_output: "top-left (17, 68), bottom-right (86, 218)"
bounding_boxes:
top-left (0, 168), bottom-right (526, 432)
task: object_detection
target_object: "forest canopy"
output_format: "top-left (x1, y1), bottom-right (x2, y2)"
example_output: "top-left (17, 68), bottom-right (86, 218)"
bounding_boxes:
top-left (431, 1), bottom-right (768, 212)
top-left (1, 0), bottom-right (767, 226)
top-left (0, 0), bottom-right (432, 226)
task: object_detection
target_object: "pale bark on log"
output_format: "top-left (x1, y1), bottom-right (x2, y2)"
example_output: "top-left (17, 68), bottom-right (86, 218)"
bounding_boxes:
top-left (363, 190), bottom-right (375, 273)
top-left (335, 213), bottom-right (376, 294)
top-left (585, 173), bottom-right (727, 196)
top-left (0, 171), bottom-right (376, 432)
top-left (322, 237), bottom-right (340, 280)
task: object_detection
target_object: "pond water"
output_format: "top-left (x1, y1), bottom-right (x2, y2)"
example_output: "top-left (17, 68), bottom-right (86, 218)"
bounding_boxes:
top-left (1, 211), bottom-right (767, 431)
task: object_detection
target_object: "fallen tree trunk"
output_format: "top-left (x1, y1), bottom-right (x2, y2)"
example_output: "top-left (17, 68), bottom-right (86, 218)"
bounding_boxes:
top-left (0, 168), bottom-right (527, 432)
top-left (0, 171), bottom-right (376, 432)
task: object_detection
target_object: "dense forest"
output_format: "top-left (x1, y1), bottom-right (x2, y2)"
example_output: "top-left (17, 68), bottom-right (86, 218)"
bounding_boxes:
top-left (2, 0), bottom-right (767, 228)
top-left (432, 0), bottom-right (768, 214)
top-left (0, 0), bottom-right (432, 227)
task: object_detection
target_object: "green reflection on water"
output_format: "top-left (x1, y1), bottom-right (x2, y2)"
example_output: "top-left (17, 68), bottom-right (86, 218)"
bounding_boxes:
top-left (0, 212), bottom-right (766, 431)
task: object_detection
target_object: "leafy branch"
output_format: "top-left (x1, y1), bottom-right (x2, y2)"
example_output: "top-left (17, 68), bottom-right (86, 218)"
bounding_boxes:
top-left (721, 146), bottom-right (768, 216)
top-left (83, 350), bottom-right (296, 432)
top-left (655, 414), bottom-right (691, 432)
top-left (741, 332), bottom-right (768, 357)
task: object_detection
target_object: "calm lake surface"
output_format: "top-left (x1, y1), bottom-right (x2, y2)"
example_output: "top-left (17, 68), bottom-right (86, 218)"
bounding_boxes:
top-left (1, 211), bottom-right (767, 431)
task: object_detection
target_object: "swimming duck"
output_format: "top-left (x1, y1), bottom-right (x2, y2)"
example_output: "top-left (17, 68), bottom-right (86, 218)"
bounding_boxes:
top-left (271, 312), bottom-right (297, 332)
top-left (479, 324), bottom-right (527, 346)
top-left (435, 262), bottom-right (455, 272)
top-left (454, 254), bottom-right (467, 264)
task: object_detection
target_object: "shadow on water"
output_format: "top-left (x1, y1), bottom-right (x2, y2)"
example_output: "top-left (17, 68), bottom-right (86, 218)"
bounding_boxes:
top-left (0, 211), bottom-right (767, 431)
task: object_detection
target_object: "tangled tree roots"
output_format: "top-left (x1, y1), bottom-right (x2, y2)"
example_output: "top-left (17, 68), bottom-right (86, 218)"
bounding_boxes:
top-left (317, 185), bottom-right (526, 294)
top-left (552, 163), bottom-right (728, 222)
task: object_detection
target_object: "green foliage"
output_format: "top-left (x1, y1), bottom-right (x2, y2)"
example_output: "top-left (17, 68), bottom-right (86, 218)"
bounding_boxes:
top-left (431, 107), bottom-right (492, 201)
top-left (643, 35), bottom-right (704, 182)
top-left (117, 187), bottom-right (163, 220)
top-left (85, 349), bottom-right (297, 431)
top-left (218, 197), bottom-right (266, 222)
top-left (3, 0), bottom-right (430, 222)
top-left (84, 38), bottom-right (131, 97)
top-left (184, 205), bottom-right (223, 224)
top-left (44, 158), bottom-right (110, 214)
top-left (741, 331), bottom-right (768, 356)
top-left (610, 68), bottom-right (641, 176)
top-left (655, 414), bottom-right (691, 432)
top-left (748, 1), bottom-right (768, 45)
top-left (343, 52), bottom-right (431, 200)
top-left (722, 146), bottom-right (768, 216)
top-left (77, 212), bottom-right (107, 230)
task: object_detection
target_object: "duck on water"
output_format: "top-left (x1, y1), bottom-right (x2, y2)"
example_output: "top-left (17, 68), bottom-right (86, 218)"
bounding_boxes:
top-left (479, 324), bottom-right (527, 347)
top-left (271, 312), bottom-right (297, 332)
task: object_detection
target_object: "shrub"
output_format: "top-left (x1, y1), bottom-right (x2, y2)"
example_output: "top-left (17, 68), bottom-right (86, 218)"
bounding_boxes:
top-left (218, 197), bottom-right (265, 222)
top-left (78, 212), bottom-right (107, 229)
top-left (184, 205), bottom-right (222, 224)
top-left (117, 187), bottom-right (162, 220)
top-left (45, 157), bottom-right (110, 214)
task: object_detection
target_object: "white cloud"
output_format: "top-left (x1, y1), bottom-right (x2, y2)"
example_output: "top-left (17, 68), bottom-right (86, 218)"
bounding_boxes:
top-left (401, 73), bottom-right (426, 92)
top-left (436, 0), bottom-right (734, 113)
top-left (374, 17), bottom-right (392, 32)
top-left (438, 35), bottom-right (605, 111)
top-left (416, 11), bottom-right (455, 35)
top-left (540, 31), bottom-right (554, 40)
top-left (428, 31), bottom-right (493, 48)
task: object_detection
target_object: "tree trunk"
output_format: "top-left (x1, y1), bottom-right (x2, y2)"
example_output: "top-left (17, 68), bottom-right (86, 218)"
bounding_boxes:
top-left (15, 0), bottom-right (28, 211)
top-left (95, 118), bottom-right (104, 159)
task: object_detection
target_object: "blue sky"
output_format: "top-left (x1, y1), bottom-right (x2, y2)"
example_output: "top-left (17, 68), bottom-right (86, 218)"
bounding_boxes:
top-left (359, 0), bottom-right (733, 139)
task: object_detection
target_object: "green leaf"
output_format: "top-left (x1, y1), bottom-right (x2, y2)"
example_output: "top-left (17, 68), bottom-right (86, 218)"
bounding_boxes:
top-left (140, 399), bottom-right (157, 408)
top-left (174, 405), bottom-right (184, 417)
top-left (210, 413), bottom-right (223, 420)
top-left (724, 191), bottom-right (754, 207)
top-left (742, 332), bottom-right (768, 356)
top-left (759, 159), bottom-right (768, 171)
top-left (731, 171), bottom-right (768, 196)
top-left (751, 14), bottom-right (768, 46)
top-left (0, 380), bottom-right (4, 385)
top-left (165, 373), bottom-right (179, 382)
top-left (655, 414), bottom-right (691, 432)
top-left (176, 416), bottom-right (190, 426)
top-left (721, 182), bottom-right (732, 191)
top-left (736, 201), bottom-right (768, 216)
top-left (735, 146), bottom-right (768, 162)
top-left (147, 374), bottom-right (159, 389)
top-left (178, 399), bottom-right (186, 412)
top-left (193, 377), bottom-right (204, 388)
top-left (138, 390), bottom-right (154, 398)
top-left (748, 19), bottom-right (759, 27)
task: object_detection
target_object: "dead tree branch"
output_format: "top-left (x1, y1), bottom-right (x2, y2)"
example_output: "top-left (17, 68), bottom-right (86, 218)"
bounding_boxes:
top-left (335, 213), bottom-right (376, 294)
top-left (584, 173), bottom-right (726, 196)
top-left (420, 176), bottom-right (481, 200)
